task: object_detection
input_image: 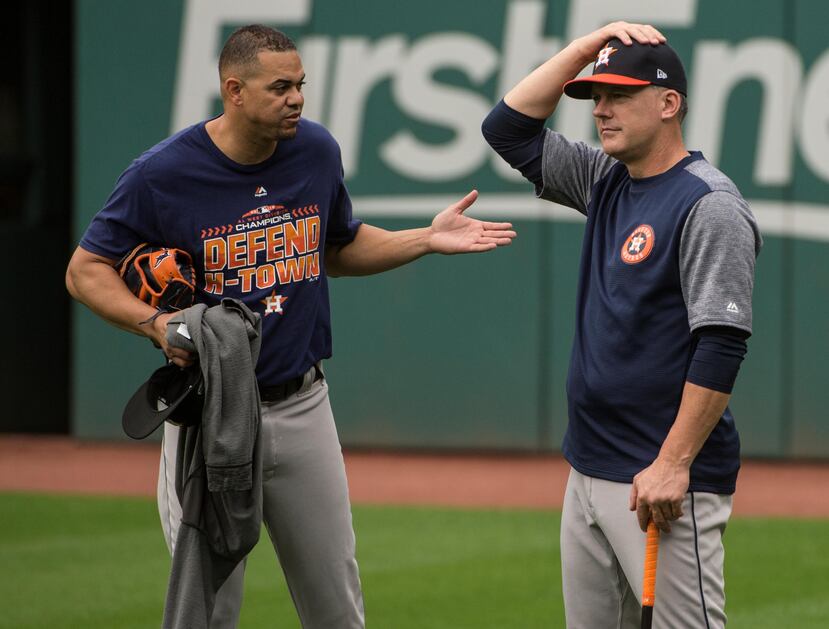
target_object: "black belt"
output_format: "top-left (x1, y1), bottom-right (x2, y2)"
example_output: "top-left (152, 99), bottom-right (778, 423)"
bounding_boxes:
top-left (259, 365), bottom-right (323, 403)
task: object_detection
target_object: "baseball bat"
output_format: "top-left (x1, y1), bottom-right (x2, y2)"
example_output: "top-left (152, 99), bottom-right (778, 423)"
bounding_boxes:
top-left (640, 520), bottom-right (660, 629)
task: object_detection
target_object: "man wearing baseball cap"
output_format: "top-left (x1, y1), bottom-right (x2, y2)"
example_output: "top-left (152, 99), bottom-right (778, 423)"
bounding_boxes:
top-left (483, 22), bottom-right (761, 628)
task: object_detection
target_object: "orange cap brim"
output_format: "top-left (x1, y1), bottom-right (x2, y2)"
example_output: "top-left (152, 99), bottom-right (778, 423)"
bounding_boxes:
top-left (563, 74), bottom-right (652, 99)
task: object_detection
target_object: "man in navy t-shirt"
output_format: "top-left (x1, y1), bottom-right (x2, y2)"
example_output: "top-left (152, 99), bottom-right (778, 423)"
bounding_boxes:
top-left (67, 25), bottom-right (516, 629)
top-left (483, 22), bottom-right (760, 629)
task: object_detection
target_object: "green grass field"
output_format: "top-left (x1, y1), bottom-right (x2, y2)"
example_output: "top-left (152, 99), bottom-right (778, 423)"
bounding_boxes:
top-left (1, 493), bottom-right (827, 628)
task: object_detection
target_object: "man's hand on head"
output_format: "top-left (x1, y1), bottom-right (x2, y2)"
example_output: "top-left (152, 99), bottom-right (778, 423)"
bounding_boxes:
top-left (575, 22), bottom-right (666, 62)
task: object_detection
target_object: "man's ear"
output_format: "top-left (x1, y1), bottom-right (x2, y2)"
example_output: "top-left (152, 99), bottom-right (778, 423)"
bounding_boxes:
top-left (661, 89), bottom-right (682, 121)
top-left (224, 76), bottom-right (245, 107)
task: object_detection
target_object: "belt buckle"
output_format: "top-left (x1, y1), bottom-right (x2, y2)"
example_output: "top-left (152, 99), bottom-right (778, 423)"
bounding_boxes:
top-left (260, 382), bottom-right (285, 403)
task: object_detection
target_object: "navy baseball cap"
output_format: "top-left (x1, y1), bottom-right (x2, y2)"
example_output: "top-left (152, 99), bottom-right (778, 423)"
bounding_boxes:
top-left (122, 363), bottom-right (204, 439)
top-left (563, 38), bottom-right (687, 99)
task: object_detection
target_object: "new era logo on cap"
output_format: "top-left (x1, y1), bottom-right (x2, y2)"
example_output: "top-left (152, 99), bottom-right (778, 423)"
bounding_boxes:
top-left (563, 38), bottom-right (687, 100)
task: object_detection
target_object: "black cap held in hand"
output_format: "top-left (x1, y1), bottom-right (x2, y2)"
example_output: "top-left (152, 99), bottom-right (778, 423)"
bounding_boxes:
top-left (122, 363), bottom-right (204, 439)
top-left (564, 38), bottom-right (687, 99)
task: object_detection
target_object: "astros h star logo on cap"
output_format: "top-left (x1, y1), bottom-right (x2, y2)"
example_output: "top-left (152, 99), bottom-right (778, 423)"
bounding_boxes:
top-left (595, 43), bottom-right (618, 68)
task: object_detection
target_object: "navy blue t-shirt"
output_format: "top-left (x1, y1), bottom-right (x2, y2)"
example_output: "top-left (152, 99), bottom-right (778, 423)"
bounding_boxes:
top-left (80, 118), bottom-right (361, 386)
top-left (483, 101), bottom-right (761, 494)
top-left (564, 155), bottom-right (731, 492)
top-left (536, 133), bottom-right (760, 494)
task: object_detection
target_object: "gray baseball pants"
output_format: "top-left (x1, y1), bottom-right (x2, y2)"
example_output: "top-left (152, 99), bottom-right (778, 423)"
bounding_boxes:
top-left (561, 468), bottom-right (731, 629)
top-left (158, 368), bottom-right (365, 628)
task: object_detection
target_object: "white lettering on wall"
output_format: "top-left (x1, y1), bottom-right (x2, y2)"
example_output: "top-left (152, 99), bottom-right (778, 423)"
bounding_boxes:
top-left (492, 1), bottom-right (562, 182)
top-left (327, 36), bottom-right (407, 177)
top-left (169, 0), bottom-right (829, 189)
top-left (798, 47), bottom-right (829, 180)
top-left (297, 37), bottom-right (332, 124)
top-left (688, 39), bottom-right (802, 185)
top-left (380, 34), bottom-right (498, 181)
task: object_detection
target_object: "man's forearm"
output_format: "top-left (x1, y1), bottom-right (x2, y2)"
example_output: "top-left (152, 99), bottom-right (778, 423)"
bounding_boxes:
top-left (327, 190), bottom-right (514, 276)
top-left (66, 248), bottom-right (158, 337)
top-left (630, 381), bottom-right (732, 531)
top-left (504, 39), bottom-right (594, 119)
top-left (326, 224), bottom-right (433, 277)
top-left (658, 381), bottom-right (731, 467)
top-left (67, 247), bottom-right (199, 367)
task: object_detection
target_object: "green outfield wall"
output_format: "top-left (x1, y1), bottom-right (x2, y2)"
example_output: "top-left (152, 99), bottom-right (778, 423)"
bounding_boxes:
top-left (73, 0), bottom-right (829, 457)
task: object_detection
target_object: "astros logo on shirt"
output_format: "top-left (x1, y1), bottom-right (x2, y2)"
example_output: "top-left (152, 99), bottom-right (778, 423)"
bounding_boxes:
top-left (621, 224), bottom-right (655, 264)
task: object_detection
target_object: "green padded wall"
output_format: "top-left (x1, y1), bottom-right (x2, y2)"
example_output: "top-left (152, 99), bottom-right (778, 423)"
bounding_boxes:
top-left (73, 0), bottom-right (829, 457)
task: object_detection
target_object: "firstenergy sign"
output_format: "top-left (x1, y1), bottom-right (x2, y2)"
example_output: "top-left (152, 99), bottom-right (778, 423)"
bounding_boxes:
top-left (171, 0), bottom-right (829, 240)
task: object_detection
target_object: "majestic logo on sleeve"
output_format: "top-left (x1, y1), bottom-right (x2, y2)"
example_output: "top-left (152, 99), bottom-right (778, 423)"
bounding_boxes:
top-left (199, 201), bottom-right (322, 315)
top-left (595, 44), bottom-right (618, 68)
top-left (621, 224), bottom-right (655, 264)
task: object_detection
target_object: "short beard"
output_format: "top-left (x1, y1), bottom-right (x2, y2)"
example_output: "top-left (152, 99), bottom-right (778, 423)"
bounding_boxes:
top-left (276, 127), bottom-right (298, 141)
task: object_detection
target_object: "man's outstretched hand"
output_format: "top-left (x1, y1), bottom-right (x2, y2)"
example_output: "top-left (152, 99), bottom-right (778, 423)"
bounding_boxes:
top-left (428, 190), bottom-right (517, 254)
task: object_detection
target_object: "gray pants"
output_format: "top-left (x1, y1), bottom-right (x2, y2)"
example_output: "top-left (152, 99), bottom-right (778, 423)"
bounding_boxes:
top-left (561, 468), bottom-right (731, 629)
top-left (158, 370), bottom-right (365, 628)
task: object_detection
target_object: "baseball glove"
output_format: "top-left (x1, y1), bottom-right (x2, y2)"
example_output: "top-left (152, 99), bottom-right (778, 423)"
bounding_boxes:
top-left (117, 243), bottom-right (196, 312)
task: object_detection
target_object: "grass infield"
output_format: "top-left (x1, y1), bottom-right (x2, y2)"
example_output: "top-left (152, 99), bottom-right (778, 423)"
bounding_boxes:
top-left (0, 493), bottom-right (826, 628)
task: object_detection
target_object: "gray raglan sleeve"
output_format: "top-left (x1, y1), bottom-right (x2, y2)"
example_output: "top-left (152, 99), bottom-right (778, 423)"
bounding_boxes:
top-left (537, 129), bottom-right (617, 216)
top-left (679, 191), bottom-right (763, 334)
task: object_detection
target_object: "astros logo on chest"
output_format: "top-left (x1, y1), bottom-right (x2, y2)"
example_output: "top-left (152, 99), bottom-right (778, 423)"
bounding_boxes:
top-left (621, 224), bottom-right (655, 264)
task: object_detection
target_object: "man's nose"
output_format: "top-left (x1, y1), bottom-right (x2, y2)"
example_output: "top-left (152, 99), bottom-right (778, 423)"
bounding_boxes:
top-left (592, 98), bottom-right (610, 118)
top-left (287, 88), bottom-right (304, 107)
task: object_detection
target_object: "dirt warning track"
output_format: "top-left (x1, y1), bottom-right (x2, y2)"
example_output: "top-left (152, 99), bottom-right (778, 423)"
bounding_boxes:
top-left (1, 435), bottom-right (827, 518)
